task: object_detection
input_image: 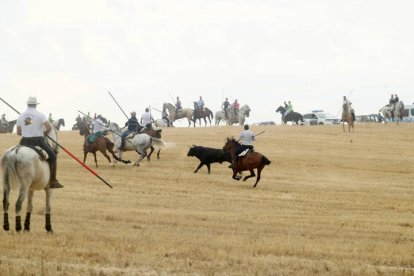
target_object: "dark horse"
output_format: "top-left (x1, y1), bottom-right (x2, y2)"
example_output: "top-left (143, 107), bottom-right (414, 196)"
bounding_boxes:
top-left (223, 137), bottom-right (271, 188)
top-left (72, 116), bottom-right (83, 130)
top-left (276, 106), bottom-right (304, 125)
top-left (142, 127), bottom-right (164, 160)
top-left (0, 120), bottom-right (17, 133)
top-left (193, 102), bottom-right (214, 127)
top-left (79, 118), bottom-right (126, 167)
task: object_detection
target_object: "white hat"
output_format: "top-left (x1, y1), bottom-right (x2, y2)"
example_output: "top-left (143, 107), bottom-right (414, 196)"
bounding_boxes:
top-left (27, 96), bottom-right (39, 105)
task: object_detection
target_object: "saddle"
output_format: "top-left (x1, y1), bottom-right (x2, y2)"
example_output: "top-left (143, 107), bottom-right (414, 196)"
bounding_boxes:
top-left (238, 148), bottom-right (253, 157)
top-left (15, 145), bottom-right (49, 161)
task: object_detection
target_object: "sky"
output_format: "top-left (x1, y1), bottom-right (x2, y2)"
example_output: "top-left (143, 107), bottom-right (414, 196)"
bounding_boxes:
top-left (1, 0), bottom-right (414, 129)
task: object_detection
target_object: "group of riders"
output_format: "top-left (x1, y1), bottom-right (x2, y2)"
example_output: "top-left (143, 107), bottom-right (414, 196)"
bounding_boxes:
top-left (171, 96), bottom-right (241, 122)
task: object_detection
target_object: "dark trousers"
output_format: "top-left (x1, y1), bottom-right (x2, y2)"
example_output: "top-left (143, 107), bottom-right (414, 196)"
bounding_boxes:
top-left (20, 136), bottom-right (57, 181)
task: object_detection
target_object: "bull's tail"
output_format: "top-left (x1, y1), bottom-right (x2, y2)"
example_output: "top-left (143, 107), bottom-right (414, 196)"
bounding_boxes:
top-left (261, 155), bottom-right (271, 166)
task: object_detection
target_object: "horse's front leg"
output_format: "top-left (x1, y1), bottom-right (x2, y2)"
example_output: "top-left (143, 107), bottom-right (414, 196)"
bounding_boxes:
top-left (232, 169), bottom-right (242, 181)
top-left (3, 187), bottom-right (10, 231)
top-left (44, 188), bottom-right (53, 233)
top-left (24, 190), bottom-right (34, 231)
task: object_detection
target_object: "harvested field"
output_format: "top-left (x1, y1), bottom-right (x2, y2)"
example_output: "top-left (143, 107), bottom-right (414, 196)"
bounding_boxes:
top-left (0, 124), bottom-right (413, 275)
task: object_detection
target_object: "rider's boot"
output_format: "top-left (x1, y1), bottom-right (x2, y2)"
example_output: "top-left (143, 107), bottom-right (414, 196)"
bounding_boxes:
top-left (48, 162), bottom-right (63, 189)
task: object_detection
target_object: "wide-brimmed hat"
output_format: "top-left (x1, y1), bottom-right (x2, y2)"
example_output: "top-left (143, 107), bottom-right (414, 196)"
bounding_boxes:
top-left (27, 96), bottom-right (39, 105)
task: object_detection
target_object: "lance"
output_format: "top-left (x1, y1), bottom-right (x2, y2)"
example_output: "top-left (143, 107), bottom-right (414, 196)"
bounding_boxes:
top-left (255, 130), bottom-right (265, 137)
top-left (0, 97), bottom-right (113, 189)
top-left (108, 91), bottom-right (129, 120)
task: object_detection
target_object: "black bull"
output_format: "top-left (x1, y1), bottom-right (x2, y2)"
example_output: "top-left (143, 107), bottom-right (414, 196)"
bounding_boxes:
top-left (187, 145), bottom-right (232, 174)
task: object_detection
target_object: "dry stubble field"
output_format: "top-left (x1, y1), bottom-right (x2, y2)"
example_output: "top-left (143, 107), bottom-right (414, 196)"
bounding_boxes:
top-left (0, 123), bottom-right (413, 275)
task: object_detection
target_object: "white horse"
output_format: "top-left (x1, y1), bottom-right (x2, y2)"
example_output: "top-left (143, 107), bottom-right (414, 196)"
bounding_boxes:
top-left (108, 123), bottom-right (165, 167)
top-left (163, 103), bottom-right (194, 127)
top-left (52, 118), bottom-right (65, 130)
top-left (226, 105), bottom-right (251, 126)
top-left (342, 102), bottom-right (354, 132)
top-left (1, 127), bottom-right (59, 232)
top-left (379, 101), bottom-right (405, 124)
top-left (154, 119), bottom-right (169, 128)
top-left (215, 110), bottom-right (227, 126)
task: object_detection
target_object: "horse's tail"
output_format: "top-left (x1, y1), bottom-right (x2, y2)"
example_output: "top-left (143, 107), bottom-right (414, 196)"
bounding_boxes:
top-left (299, 114), bottom-right (304, 122)
top-left (261, 155), bottom-right (271, 166)
top-left (1, 147), bottom-right (21, 190)
top-left (209, 109), bottom-right (214, 119)
top-left (151, 137), bottom-right (167, 148)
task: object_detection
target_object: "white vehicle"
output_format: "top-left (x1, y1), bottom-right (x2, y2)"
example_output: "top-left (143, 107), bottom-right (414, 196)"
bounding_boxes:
top-left (303, 110), bottom-right (341, 125)
top-left (402, 104), bottom-right (414, 122)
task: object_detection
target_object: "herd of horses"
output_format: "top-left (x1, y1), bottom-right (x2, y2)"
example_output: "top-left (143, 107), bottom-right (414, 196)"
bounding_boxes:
top-left (160, 102), bottom-right (251, 128)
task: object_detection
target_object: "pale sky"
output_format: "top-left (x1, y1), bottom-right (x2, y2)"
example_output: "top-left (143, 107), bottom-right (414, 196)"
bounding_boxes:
top-left (1, 0), bottom-right (413, 129)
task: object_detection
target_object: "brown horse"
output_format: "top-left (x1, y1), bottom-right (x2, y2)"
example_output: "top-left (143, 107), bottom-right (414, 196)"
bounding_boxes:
top-left (142, 128), bottom-right (164, 160)
top-left (342, 102), bottom-right (354, 132)
top-left (223, 137), bottom-right (271, 188)
top-left (193, 102), bottom-right (214, 127)
top-left (79, 118), bottom-right (126, 167)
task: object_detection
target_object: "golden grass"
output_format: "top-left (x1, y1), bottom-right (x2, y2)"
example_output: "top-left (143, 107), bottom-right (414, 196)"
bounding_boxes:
top-left (0, 124), bottom-right (413, 275)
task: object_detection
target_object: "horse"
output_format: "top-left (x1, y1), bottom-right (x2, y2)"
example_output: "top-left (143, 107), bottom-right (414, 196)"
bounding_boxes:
top-left (72, 116), bottom-right (83, 130)
top-left (214, 111), bottom-right (226, 126)
top-left (53, 118), bottom-right (65, 131)
top-left (379, 101), bottom-right (405, 124)
top-left (192, 102), bottom-right (214, 127)
top-left (223, 137), bottom-right (271, 188)
top-left (275, 106), bottom-right (304, 125)
top-left (142, 127), bottom-right (164, 160)
top-left (226, 105), bottom-right (251, 126)
top-left (342, 102), bottom-right (354, 132)
top-left (1, 127), bottom-right (59, 232)
top-left (154, 119), bottom-right (169, 128)
top-left (0, 120), bottom-right (17, 133)
top-left (108, 122), bottom-right (166, 167)
top-left (79, 117), bottom-right (125, 167)
top-left (163, 103), bottom-right (194, 127)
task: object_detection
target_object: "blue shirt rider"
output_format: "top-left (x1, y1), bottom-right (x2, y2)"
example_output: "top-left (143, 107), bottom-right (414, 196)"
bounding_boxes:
top-left (121, 111), bottom-right (142, 149)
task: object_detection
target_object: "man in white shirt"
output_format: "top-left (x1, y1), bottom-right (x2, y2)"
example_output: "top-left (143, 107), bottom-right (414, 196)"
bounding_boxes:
top-left (92, 115), bottom-right (107, 134)
top-left (140, 108), bottom-right (154, 128)
top-left (230, 124), bottom-right (255, 168)
top-left (16, 97), bottom-right (63, 189)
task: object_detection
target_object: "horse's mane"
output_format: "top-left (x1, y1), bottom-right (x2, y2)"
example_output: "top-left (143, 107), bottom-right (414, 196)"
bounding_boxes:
top-left (226, 137), bottom-right (241, 146)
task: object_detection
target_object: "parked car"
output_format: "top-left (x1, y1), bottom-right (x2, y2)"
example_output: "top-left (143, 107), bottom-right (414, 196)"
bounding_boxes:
top-left (303, 110), bottom-right (341, 125)
top-left (355, 114), bottom-right (383, 123)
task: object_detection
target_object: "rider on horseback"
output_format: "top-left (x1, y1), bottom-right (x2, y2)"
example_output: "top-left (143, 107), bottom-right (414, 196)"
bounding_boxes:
top-left (343, 96), bottom-right (356, 121)
top-left (230, 124), bottom-right (255, 169)
top-left (232, 99), bottom-right (240, 119)
top-left (196, 96), bottom-right (204, 117)
top-left (16, 97), bottom-right (63, 189)
top-left (175, 97), bottom-right (182, 112)
top-left (284, 101), bottom-right (293, 118)
top-left (1, 114), bottom-right (7, 128)
top-left (389, 94), bottom-right (396, 118)
top-left (222, 98), bottom-right (230, 119)
top-left (121, 111), bottom-right (142, 149)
